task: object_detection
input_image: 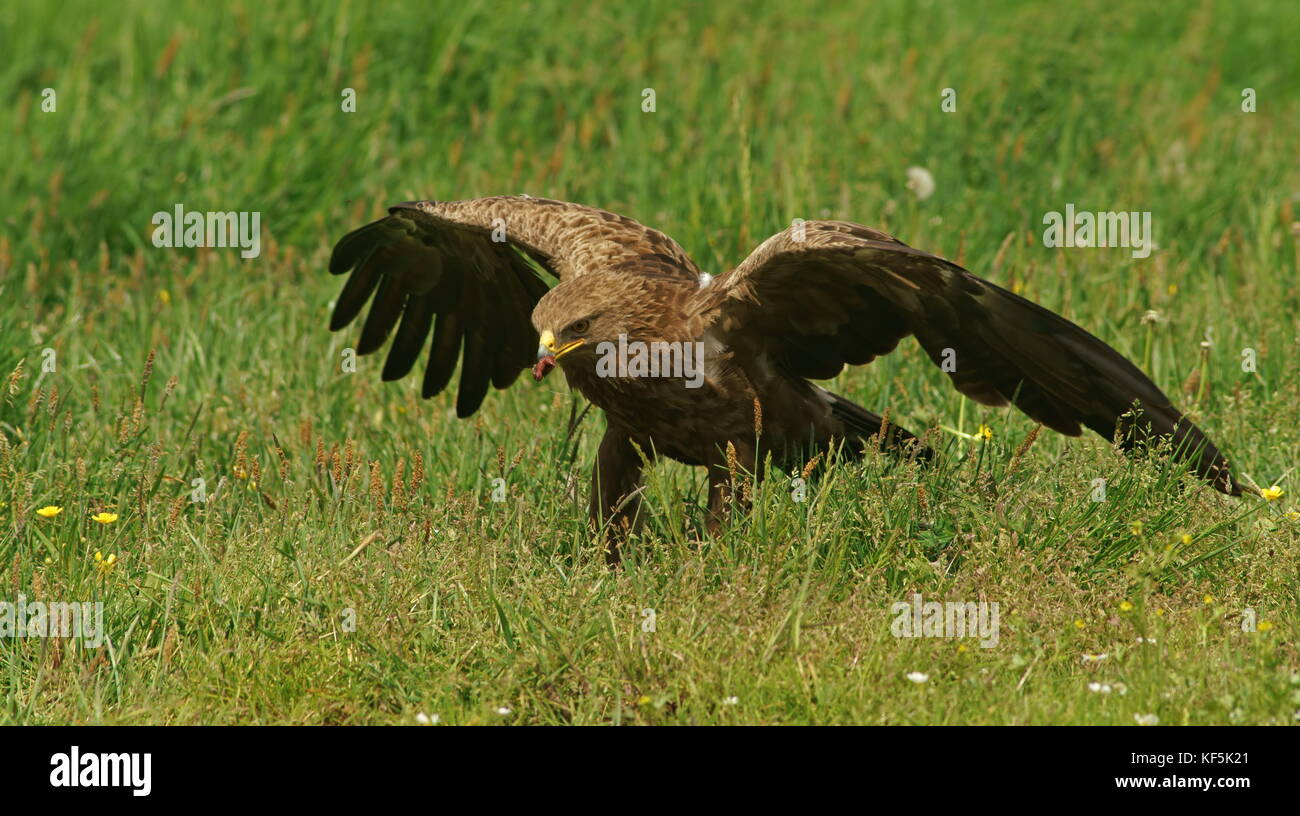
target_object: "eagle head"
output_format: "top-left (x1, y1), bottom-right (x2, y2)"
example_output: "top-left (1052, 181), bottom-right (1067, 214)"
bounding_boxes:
top-left (530, 273), bottom-right (650, 381)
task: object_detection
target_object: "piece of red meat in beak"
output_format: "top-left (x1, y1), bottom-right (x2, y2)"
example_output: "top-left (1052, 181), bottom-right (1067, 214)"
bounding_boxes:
top-left (533, 355), bottom-right (557, 381)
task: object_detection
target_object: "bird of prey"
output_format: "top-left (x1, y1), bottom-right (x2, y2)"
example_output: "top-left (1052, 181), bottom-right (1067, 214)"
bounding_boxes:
top-left (328, 196), bottom-right (1240, 560)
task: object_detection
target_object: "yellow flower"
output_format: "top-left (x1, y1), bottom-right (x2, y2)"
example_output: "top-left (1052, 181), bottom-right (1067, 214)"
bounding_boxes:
top-left (976, 424), bottom-right (993, 441)
top-left (43, 556), bottom-right (53, 565)
top-left (1073, 619), bottom-right (1085, 629)
top-left (1130, 520), bottom-right (1144, 535)
top-left (956, 643), bottom-right (969, 653)
top-left (158, 289), bottom-right (171, 304)
top-left (94, 551), bottom-right (118, 574)
top-left (1261, 486), bottom-right (1284, 502)
top-left (1155, 609), bottom-right (1165, 617)
top-left (233, 466), bottom-right (248, 480)
top-left (91, 512), bottom-right (118, 524)
top-left (1203, 594), bottom-right (1215, 605)
top-left (636, 695), bottom-right (652, 706)
top-left (36, 505), bottom-right (64, 518)
top-left (1119, 600), bottom-right (1134, 612)
top-left (1167, 283), bottom-right (1178, 296)
top-left (1180, 534), bottom-right (1192, 545)
top-left (1286, 510), bottom-right (1300, 522)
top-left (1257, 621), bottom-right (1274, 632)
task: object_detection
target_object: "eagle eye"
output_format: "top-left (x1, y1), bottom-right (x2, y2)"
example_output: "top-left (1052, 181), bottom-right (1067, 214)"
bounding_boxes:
top-left (567, 318), bottom-right (591, 335)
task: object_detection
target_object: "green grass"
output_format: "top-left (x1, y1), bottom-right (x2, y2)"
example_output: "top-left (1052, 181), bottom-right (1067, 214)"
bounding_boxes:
top-left (1, 0), bottom-right (1298, 724)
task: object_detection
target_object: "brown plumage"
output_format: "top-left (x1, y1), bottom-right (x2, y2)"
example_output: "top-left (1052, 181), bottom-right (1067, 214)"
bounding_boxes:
top-left (329, 196), bottom-right (1242, 561)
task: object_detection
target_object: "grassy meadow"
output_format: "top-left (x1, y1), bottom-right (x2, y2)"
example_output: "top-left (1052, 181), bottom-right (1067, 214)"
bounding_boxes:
top-left (1, 0), bottom-right (1298, 724)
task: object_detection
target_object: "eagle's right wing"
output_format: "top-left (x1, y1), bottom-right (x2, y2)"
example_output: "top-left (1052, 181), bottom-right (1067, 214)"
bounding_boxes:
top-left (328, 196), bottom-right (700, 417)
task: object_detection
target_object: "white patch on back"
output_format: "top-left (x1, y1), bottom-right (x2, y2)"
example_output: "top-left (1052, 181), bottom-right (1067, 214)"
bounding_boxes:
top-left (701, 329), bottom-right (729, 382)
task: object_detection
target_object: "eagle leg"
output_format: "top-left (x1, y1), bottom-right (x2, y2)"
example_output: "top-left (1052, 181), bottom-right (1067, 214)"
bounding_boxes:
top-left (589, 427), bottom-right (652, 565)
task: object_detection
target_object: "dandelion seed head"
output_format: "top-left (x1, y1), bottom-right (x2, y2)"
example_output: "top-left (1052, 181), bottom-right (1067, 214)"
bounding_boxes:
top-left (905, 166), bottom-right (936, 201)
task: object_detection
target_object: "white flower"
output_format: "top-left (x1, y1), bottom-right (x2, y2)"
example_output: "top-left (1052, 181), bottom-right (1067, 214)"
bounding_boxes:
top-left (414, 712), bottom-right (440, 725)
top-left (906, 166), bottom-right (936, 201)
top-left (1081, 652), bottom-right (1109, 663)
top-left (905, 671), bottom-right (930, 684)
top-left (721, 696), bottom-right (739, 706)
top-left (1134, 713), bottom-right (1159, 726)
top-left (496, 706), bottom-right (512, 716)
top-left (1087, 682), bottom-right (1112, 694)
top-left (1136, 637), bottom-right (1157, 644)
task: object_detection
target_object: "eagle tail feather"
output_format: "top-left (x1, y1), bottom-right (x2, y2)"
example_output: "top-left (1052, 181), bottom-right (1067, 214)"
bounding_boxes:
top-left (825, 391), bottom-right (933, 462)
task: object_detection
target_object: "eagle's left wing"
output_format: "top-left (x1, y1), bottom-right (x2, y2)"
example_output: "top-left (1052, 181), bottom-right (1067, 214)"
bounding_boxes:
top-left (694, 220), bottom-right (1241, 495)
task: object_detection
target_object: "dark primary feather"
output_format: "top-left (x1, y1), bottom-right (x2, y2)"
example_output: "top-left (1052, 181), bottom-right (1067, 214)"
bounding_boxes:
top-left (329, 207), bottom-right (542, 417)
top-left (702, 220), bottom-right (1241, 494)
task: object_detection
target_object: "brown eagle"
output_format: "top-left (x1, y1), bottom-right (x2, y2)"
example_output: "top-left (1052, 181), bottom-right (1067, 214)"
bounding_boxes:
top-left (328, 196), bottom-right (1240, 559)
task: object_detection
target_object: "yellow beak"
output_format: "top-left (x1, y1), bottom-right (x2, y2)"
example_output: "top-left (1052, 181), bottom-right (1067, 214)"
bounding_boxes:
top-left (537, 329), bottom-right (585, 361)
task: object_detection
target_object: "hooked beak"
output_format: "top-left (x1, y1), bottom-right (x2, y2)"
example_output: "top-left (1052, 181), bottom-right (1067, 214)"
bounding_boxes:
top-left (532, 329), bottom-right (585, 381)
top-left (539, 329), bottom-right (586, 360)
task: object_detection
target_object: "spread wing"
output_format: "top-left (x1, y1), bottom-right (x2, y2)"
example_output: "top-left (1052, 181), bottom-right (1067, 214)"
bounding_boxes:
top-left (328, 196), bottom-right (700, 417)
top-left (696, 220), bottom-right (1240, 494)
